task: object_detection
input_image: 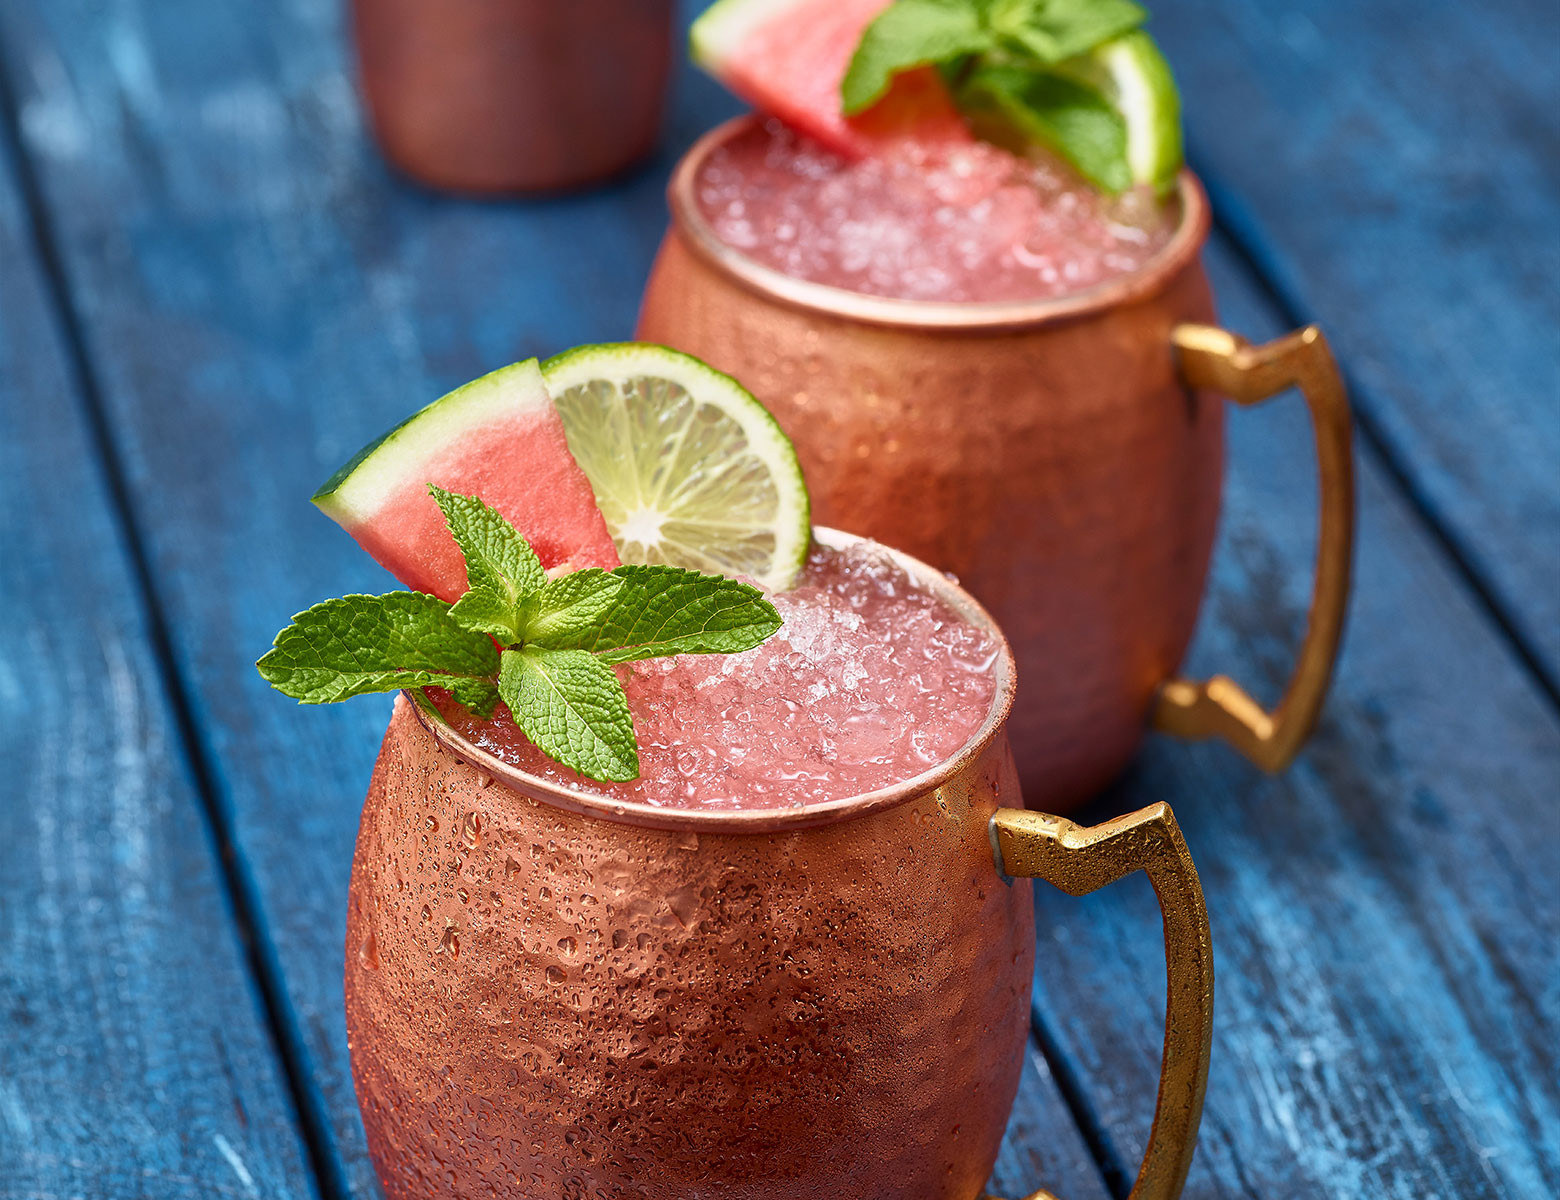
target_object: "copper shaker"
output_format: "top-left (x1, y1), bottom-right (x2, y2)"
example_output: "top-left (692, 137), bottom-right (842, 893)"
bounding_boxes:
top-left (345, 530), bottom-right (1214, 1199)
top-left (636, 116), bottom-right (1356, 812)
top-left (351, 0), bottom-right (675, 192)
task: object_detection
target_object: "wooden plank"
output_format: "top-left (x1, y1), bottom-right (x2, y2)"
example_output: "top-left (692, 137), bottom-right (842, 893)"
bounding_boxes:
top-left (990, 1046), bottom-right (1110, 1199)
top-left (1154, 0), bottom-right (1560, 685)
top-left (0, 2), bottom-right (1105, 1194)
top-left (1022, 236), bottom-right (1560, 1199)
top-left (0, 90), bottom-right (316, 1200)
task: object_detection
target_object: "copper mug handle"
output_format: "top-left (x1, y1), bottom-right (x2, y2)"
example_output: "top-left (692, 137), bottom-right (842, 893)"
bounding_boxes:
top-left (1153, 323), bottom-right (1356, 771)
top-left (982, 802), bottom-right (1214, 1200)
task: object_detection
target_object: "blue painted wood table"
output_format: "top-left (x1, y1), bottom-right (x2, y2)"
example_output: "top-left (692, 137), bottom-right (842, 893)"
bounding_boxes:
top-left (1, 1), bottom-right (1555, 1197)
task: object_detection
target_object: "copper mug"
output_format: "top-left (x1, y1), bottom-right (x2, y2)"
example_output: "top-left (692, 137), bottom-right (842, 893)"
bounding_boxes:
top-left (350, 0), bottom-right (675, 192)
top-left (637, 116), bottom-right (1356, 812)
top-left (345, 530), bottom-right (1213, 1200)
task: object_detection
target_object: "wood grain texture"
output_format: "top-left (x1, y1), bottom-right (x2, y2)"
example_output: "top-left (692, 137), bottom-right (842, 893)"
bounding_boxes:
top-left (1023, 236), bottom-right (1560, 1199)
top-left (1155, 0), bottom-right (1560, 685)
top-left (0, 97), bottom-right (316, 1200)
top-left (0, 1), bottom-right (1101, 1194)
top-left (2, 0), bottom-right (1555, 1197)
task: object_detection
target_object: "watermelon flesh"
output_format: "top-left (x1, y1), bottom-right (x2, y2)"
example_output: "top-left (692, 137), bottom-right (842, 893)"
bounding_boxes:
top-left (692, 0), bottom-right (972, 159)
top-left (313, 360), bottom-right (620, 603)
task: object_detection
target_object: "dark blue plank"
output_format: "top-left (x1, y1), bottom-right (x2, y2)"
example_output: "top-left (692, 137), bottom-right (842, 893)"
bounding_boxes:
top-left (0, 74), bottom-right (317, 1200)
top-left (1025, 233), bottom-right (1560, 1198)
top-left (1156, 0), bottom-right (1560, 689)
top-left (0, 2), bottom-right (1104, 1196)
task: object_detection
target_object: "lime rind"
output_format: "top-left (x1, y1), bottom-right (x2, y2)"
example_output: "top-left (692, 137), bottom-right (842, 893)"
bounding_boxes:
top-left (542, 343), bottom-right (811, 593)
top-left (313, 359), bottom-right (551, 521)
top-left (1056, 31), bottom-right (1182, 194)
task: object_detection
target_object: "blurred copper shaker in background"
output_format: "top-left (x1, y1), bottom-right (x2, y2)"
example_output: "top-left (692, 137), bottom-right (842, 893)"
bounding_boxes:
top-left (350, 0), bottom-right (675, 192)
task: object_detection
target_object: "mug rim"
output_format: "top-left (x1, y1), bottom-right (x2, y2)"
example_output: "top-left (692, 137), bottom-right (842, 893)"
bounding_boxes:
top-left (664, 114), bottom-right (1212, 332)
top-left (408, 527), bottom-right (1018, 835)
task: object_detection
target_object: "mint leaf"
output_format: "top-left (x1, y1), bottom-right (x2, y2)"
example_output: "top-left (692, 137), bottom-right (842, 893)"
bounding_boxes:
top-left (842, 0), bottom-right (991, 115)
top-left (257, 592), bottom-right (500, 704)
top-left (519, 568), bottom-right (626, 646)
top-left (429, 485), bottom-right (545, 640)
top-left (498, 647), bottom-right (639, 782)
top-left (964, 64), bottom-right (1130, 192)
top-left (538, 565), bottom-right (782, 663)
top-left (449, 677), bottom-right (501, 719)
top-left (985, 0), bottom-right (1145, 63)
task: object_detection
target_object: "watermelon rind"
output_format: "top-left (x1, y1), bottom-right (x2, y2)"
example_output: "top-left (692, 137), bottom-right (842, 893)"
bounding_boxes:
top-left (312, 359), bottom-right (552, 524)
top-left (541, 343), bottom-right (812, 593)
top-left (690, 0), bottom-right (805, 70)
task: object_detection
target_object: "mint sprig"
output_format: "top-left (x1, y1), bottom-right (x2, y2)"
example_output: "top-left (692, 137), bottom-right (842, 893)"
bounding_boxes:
top-left (841, 0), bottom-right (1167, 193)
top-left (257, 487), bottom-right (785, 782)
top-left (256, 591), bottom-right (501, 708)
top-left (432, 483), bottom-right (548, 641)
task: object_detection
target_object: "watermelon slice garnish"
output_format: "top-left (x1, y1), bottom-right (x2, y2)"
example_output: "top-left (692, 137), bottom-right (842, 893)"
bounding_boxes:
top-left (692, 0), bottom-right (972, 158)
top-left (313, 360), bottom-right (620, 602)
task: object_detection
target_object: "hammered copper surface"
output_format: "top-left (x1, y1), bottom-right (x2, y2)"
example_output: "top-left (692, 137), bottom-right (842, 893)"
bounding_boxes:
top-left (347, 699), bottom-right (1035, 1200)
top-left (637, 121), bottom-right (1223, 810)
top-left (351, 0), bottom-right (673, 193)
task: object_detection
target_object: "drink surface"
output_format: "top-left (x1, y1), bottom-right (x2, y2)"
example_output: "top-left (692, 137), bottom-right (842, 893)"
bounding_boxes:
top-left (437, 540), bottom-right (1000, 810)
top-left (695, 118), bottom-right (1176, 303)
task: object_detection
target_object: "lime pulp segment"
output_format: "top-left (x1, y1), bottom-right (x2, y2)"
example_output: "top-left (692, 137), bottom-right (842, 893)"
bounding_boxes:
top-left (542, 345), bottom-right (811, 593)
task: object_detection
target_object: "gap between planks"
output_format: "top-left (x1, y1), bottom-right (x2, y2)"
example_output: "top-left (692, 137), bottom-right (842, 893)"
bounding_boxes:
top-left (0, 41), bottom-right (349, 1200)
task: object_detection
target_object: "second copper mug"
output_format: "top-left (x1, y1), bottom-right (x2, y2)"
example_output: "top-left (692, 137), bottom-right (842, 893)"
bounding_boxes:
top-left (346, 530), bottom-right (1214, 1200)
top-left (638, 116), bottom-right (1356, 812)
top-left (351, 0), bottom-right (674, 192)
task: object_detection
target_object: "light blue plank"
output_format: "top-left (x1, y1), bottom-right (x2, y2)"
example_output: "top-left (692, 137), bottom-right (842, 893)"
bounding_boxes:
top-left (1024, 234), bottom-right (1560, 1198)
top-left (1156, 0), bottom-right (1560, 687)
top-left (0, 71), bottom-right (318, 1200)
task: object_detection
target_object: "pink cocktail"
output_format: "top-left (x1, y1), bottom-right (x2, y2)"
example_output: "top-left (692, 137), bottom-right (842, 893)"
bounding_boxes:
top-left (435, 537), bottom-right (1000, 808)
top-left (694, 118), bottom-right (1174, 303)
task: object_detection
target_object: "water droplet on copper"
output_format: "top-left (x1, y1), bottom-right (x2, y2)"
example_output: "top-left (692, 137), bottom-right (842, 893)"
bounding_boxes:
top-left (558, 936), bottom-right (577, 956)
top-left (504, 856), bottom-right (521, 879)
top-left (358, 932), bottom-right (380, 970)
top-left (667, 888), bottom-right (700, 928)
top-left (545, 966), bottom-right (565, 985)
top-left (456, 888), bottom-right (470, 905)
top-left (424, 814), bottom-right (439, 832)
top-left (437, 925), bottom-right (460, 958)
top-left (420, 904), bottom-right (432, 923)
top-left (476, 770), bottom-right (493, 789)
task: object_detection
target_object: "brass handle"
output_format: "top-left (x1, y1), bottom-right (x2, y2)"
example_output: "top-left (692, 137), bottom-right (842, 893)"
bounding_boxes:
top-left (1155, 323), bottom-right (1356, 771)
top-left (983, 803), bottom-right (1214, 1200)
